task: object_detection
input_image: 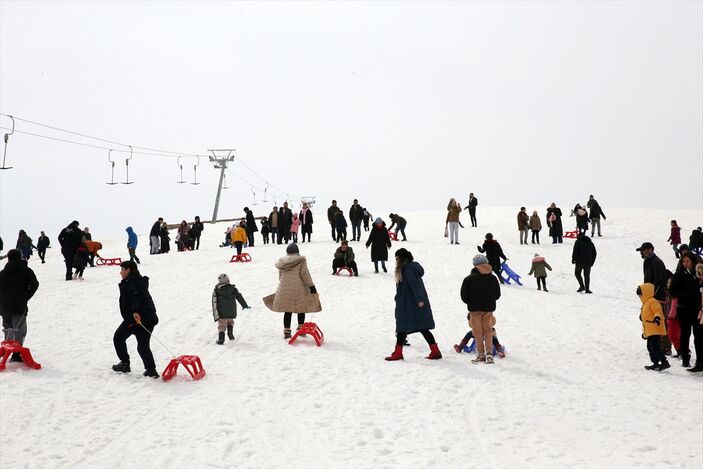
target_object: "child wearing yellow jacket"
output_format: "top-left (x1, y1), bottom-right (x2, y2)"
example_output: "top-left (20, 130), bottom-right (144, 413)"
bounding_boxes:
top-left (638, 283), bottom-right (670, 371)
top-left (231, 222), bottom-right (248, 255)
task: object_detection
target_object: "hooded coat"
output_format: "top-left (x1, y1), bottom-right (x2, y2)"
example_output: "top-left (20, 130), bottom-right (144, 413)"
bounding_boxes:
top-left (118, 272), bottom-right (159, 327)
top-left (529, 214), bottom-right (542, 231)
top-left (126, 227), bottom-right (138, 248)
top-left (546, 207), bottom-right (564, 237)
top-left (270, 255), bottom-right (317, 313)
top-left (572, 235), bottom-right (597, 266)
top-left (460, 264), bottom-right (501, 312)
top-left (0, 258), bottom-right (39, 317)
top-left (639, 283), bottom-right (666, 338)
top-left (528, 256), bottom-right (552, 278)
top-left (366, 223), bottom-right (392, 262)
top-left (58, 222), bottom-right (82, 254)
top-left (212, 282), bottom-right (249, 321)
top-left (394, 261), bottom-right (435, 332)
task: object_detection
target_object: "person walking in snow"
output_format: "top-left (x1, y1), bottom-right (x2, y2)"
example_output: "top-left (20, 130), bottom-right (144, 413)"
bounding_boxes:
top-left (327, 200), bottom-right (341, 242)
top-left (637, 283), bottom-right (670, 371)
top-left (572, 233), bottom-right (597, 293)
top-left (72, 240), bottom-right (90, 280)
top-left (546, 203), bottom-right (563, 244)
top-left (574, 204), bottom-right (589, 235)
top-left (460, 254), bottom-right (501, 364)
top-left (446, 198), bottom-right (462, 245)
top-left (290, 212), bottom-right (301, 244)
top-left (299, 203), bottom-right (313, 243)
top-left (668, 220), bottom-right (682, 259)
top-left (587, 195), bottom-right (606, 237)
top-left (112, 260), bottom-right (160, 378)
top-left (388, 213), bottom-right (408, 241)
top-left (149, 218), bottom-right (163, 254)
top-left (16, 230), bottom-right (35, 261)
top-left (517, 207), bottom-right (530, 245)
top-left (385, 248), bottom-right (441, 361)
top-left (126, 227), bottom-right (140, 264)
top-left (689, 227), bottom-right (703, 255)
top-left (528, 253), bottom-right (552, 292)
top-left (0, 249), bottom-right (39, 362)
top-left (349, 199), bottom-right (364, 242)
top-left (58, 220), bottom-right (83, 281)
top-left (362, 208), bottom-right (372, 232)
top-left (332, 240), bottom-right (359, 276)
top-left (82, 228), bottom-right (96, 267)
top-left (244, 208), bottom-right (258, 247)
top-left (212, 273), bottom-right (250, 344)
top-left (477, 233), bottom-right (508, 284)
top-left (36, 231), bottom-right (50, 264)
top-left (529, 211), bottom-right (542, 244)
top-left (265, 244), bottom-right (319, 339)
top-left (366, 217), bottom-right (392, 274)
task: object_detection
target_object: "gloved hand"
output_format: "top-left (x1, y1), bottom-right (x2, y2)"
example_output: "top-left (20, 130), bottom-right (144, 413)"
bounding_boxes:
top-left (310, 286), bottom-right (317, 294)
top-left (654, 316), bottom-right (661, 326)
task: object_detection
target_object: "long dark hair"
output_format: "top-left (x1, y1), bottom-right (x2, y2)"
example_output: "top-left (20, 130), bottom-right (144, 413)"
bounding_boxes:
top-left (680, 252), bottom-right (699, 271)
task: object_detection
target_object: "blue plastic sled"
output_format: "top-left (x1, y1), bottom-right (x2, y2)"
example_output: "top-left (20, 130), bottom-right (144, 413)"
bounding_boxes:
top-left (500, 262), bottom-right (523, 286)
top-left (463, 339), bottom-right (500, 356)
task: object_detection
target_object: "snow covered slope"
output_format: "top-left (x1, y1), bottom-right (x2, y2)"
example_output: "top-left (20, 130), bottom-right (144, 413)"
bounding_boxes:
top-left (1, 208), bottom-right (702, 468)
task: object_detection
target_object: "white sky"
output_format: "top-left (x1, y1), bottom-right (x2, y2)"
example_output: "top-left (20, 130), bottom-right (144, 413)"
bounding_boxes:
top-left (0, 0), bottom-right (701, 243)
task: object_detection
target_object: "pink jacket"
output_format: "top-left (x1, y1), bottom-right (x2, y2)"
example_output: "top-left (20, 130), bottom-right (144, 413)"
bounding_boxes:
top-left (291, 217), bottom-right (301, 233)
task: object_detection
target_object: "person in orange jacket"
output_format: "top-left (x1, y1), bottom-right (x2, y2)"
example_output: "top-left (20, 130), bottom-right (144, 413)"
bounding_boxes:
top-left (638, 283), bottom-right (670, 371)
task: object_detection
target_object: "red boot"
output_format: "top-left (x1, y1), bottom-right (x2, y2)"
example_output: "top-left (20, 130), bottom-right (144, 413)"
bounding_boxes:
top-left (426, 343), bottom-right (442, 360)
top-left (385, 345), bottom-right (404, 361)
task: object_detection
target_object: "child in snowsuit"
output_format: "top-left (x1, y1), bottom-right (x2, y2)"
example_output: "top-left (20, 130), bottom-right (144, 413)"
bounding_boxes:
top-left (261, 218), bottom-right (271, 245)
top-left (453, 313), bottom-right (505, 357)
top-left (528, 254), bottom-right (552, 292)
top-left (290, 213), bottom-right (300, 244)
top-left (212, 273), bottom-right (250, 344)
top-left (638, 283), bottom-right (670, 371)
top-left (231, 222), bottom-right (248, 255)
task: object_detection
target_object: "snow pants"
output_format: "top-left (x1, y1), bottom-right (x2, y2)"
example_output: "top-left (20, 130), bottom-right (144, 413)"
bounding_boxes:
top-left (646, 336), bottom-right (666, 365)
top-left (217, 318), bottom-right (234, 332)
top-left (113, 321), bottom-right (156, 371)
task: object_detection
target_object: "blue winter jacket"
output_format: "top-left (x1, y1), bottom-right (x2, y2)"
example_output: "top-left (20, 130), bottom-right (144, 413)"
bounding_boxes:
top-left (394, 261), bottom-right (435, 332)
top-left (126, 227), bottom-right (138, 249)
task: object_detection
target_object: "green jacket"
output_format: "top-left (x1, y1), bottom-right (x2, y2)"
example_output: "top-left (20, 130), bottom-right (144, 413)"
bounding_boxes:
top-left (528, 257), bottom-right (552, 278)
top-left (212, 283), bottom-right (249, 321)
top-left (334, 246), bottom-right (355, 265)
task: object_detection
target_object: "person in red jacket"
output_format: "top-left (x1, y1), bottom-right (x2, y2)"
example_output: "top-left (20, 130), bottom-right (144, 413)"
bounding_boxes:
top-left (668, 220), bottom-right (682, 259)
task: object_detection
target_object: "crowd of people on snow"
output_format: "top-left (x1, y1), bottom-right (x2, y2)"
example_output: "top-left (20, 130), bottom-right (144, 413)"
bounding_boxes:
top-left (1, 192), bottom-right (702, 377)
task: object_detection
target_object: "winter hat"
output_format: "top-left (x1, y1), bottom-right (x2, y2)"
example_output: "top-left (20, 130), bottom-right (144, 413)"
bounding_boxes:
top-left (218, 273), bottom-right (230, 284)
top-left (472, 254), bottom-right (489, 266)
top-left (534, 253), bottom-right (540, 258)
top-left (485, 233), bottom-right (493, 240)
top-left (374, 217), bottom-right (383, 225)
top-left (286, 243), bottom-right (300, 255)
top-left (395, 248), bottom-right (413, 261)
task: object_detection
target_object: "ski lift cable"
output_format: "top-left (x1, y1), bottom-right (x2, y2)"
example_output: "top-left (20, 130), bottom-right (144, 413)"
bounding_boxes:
top-left (0, 113), bottom-right (198, 157)
top-left (234, 157), bottom-right (295, 198)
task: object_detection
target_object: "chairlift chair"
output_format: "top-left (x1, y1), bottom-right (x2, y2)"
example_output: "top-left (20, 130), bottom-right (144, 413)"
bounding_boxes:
top-left (1, 114), bottom-right (14, 170)
top-left (191, 155), bottom-right (201, 185)
top-left (106, 149), bottom-right (118, 185)
top-left (177, 156), bottom-right (187, 183)
top-left (121, 145), bottom-right (134, 184)
top-left (262, 182), bottom-right (269, 202)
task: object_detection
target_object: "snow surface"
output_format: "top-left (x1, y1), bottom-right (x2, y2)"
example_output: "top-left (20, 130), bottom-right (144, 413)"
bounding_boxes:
top-left (1, 208), bottom-right (702, 469)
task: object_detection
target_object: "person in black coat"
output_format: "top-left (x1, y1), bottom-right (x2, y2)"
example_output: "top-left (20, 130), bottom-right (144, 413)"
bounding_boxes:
top-left (277, 202), bottom-right (293, 244)
top-left (546, 203), bottom-right (563, 243)
top-left (112, 261), bottom-right (160, 378)
top-left (334, 211), bottom-right (348, 242)
top-left (362, 208), bottom-right (372, 231)
top-left (669, 252), bottom-right (702, 370)
top-left (574, 204), bottom-right (589, 235)
top-left (460, 254), bottom-right (501, 362)
top-left (149, 218), bottom-right (163, 255)
top-left (637, 242), bottom-right (667, 302)
top-left (58, 220), bottom-right (82, 281)
top-left (464, 193), bottom-right (479, 227)
top-left (0, 250), bottom-right (39, 357)
top-left (388, 214), bottom-right (408, 241)
top-left (349, 199), bottom-right (364, 242)
top-left (327, 201), bottom-right (341, 241)
top-left (36, 231), bottom-right (50, 264)
top-left (587, 195), bottom-right (606, 237)
top-left (477, 233), bottom-right (507, 284)
top-left (243, 208), bottom-right (259, 247)
top-left (572, 233), bottom-right (597, 293)
top-left (689, 228), bottom-right (703, 255)
top-left (366, 217), bottom-right (392, 273)
top-left (299, 203), bottom-right (313, 243)
top-left (190, 216), bottom-right (205, 250)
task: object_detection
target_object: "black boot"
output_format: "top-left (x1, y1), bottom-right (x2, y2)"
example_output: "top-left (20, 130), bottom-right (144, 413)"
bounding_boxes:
top-left (143, 369), bottom-right (160, 379)
top-left (216, 331), bottom-right (225, 345)
top-left (10, 352), bottom-right (23, 363)
top-left (659, 360), bottom-right (671, 371)
top-left (227, 325), bottom-right (235, 341)
top-left (682, 356), bottom-right (691, 367)
top-left (687, 361), bottom-right (703, 372)
top-left (112, 361), bottom-right (131, 373)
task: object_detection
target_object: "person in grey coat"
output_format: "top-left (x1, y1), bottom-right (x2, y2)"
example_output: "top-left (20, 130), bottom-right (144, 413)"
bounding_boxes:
top-left (212, 273), bottom-right (250, 344)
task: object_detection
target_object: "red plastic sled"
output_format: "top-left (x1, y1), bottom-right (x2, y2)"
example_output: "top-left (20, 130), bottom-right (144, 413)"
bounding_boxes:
top-left (0, 340), bottom-right (41, 370)
top-left (335, 267), bottom-right (354, 276)
top-left (96, 257), bottom-right (122, 266)
top-left (388, 230), bottom-right (398, 241)
top-left (564, 230), bottom-right (579, 239)
top-left (288, 322), bottom-right (324, 346)
top-left (162, 355), bottom-right (206, 381)
top-left (229, 253), bottom-right (252, 263)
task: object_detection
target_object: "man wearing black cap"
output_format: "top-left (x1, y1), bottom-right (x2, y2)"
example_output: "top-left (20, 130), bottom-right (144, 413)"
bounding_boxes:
top-left (637, 242), bottom-right (667, 302)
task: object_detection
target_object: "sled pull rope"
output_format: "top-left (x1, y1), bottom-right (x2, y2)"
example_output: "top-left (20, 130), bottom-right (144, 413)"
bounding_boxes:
top-left (137, 321), bottom-right (176, 359)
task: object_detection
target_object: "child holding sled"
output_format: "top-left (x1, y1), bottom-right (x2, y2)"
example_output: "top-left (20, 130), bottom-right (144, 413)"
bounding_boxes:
top-left (212, 273), bottom-right (250, 344)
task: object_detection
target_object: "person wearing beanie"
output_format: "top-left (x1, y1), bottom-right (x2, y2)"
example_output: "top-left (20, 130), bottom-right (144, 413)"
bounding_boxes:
top-left (0, 249), bottom-right (40, 362)
top-left (529, 210), bottom-right (542, 245)
top-left (385, 248), bottom-right (441, 361)
top-left (366, 218), bottom-right (392, 273)
top-left (266, 244), bottom-right (319, 339)
top-left (528, 253), bottom-right (552, 292)
top-left (388, 213), bottom-right (408, 242)
top-left (459, 254), bottom-right (502, 364)
top-left (212, 273), bottom-right (251, 344)
top-left (477, 233), bottom-right (508, 284)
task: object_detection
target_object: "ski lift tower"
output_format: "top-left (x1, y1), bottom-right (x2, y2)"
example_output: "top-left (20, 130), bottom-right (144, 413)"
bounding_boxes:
top-left (208, 149), bottom-right (235, 223)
